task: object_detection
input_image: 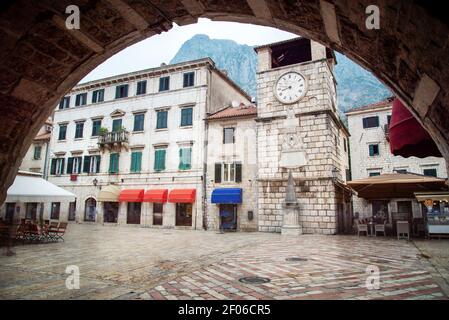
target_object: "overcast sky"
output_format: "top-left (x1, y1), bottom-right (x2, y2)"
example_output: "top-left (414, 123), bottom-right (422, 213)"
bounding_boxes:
top-left (80, 18), bottom-right (297, 83)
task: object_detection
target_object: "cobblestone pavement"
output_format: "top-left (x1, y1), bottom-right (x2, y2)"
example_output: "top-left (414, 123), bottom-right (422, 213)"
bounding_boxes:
top-left (0, 224), bottom-right (447, 300)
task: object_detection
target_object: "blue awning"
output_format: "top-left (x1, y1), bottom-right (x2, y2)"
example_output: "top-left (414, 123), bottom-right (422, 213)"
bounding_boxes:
top-left (211, 188), bottom-right (242, 204)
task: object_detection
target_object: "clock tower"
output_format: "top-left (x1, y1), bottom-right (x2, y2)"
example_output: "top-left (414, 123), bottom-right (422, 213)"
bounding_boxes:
top-left (255, 38), bottom-right (352, 235)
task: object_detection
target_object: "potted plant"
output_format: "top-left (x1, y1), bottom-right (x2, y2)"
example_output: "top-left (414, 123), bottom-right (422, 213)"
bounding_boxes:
top-left (99, 127), bottom-right (109, 135)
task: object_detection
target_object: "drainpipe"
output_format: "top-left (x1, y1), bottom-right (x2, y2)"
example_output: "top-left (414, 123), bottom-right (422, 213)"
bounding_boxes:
top-left (202, 67), bottom-right (213, 230)
top-left (43, 139), bottom-right (51, 180)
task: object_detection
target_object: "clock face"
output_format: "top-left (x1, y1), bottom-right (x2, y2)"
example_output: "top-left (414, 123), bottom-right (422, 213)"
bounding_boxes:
top-left (274, 72), bottom-right (307, 104)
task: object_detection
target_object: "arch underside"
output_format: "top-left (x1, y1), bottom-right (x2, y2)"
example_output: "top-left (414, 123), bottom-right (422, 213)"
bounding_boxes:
top-left (0, 0), bottom-right (448, 202)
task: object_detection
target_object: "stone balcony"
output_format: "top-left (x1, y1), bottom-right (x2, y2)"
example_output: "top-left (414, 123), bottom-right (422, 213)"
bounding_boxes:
top-left (98, 130), bottom-right (129, 152)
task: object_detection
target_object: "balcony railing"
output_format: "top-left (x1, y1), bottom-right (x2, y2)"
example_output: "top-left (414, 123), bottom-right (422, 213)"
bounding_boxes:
top-left (98, 130), bottom-right (129, 151)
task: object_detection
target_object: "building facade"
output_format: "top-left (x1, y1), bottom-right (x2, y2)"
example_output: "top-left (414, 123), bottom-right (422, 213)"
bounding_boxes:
top-left (346, 97), bottom-right (448, 221)
top-left (255, 38), bottom-right (352, 235)
top-left (205, 104), bottom-right (258, 232)
top-left (19, 118), bottom-right (53, 177)
top-left (47, 58), bottom-right (251, 228)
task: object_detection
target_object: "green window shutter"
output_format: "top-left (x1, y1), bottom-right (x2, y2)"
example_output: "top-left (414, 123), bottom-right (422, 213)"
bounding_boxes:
top-left (96, 155), bottom-right (101, 173)
top-left (185, 148), bottom-right (191, 169)
top-left (67, 157), bottom-right (74, 174)
top-left (179, 148), bottom-right (184, 170)
top-left (214, 163), bottom-right (222, 183)
top-left (154, 150), bottom-right (165, 171)
top-left (235, 163), bottom-right (242, 183)
top-left (50, 159), bottom-right (57, 175)
top-left (131, 152), bottom-right (142, 172)
top-left (83, 156), bottom-right (90, 173)
top-left (109, 154), bottom-right (119, 173)
top-left (115, 86), bottom-right (120, 99)
top-left (154, 150), bottom-right (160, 171)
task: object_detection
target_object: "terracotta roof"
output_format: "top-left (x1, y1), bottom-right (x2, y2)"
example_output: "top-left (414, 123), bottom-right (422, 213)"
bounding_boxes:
top-left (34, 133), bottom-right (51, 141)
top-left (345, 96), bottom-right (395, 114)
top-left (207, 104), bottom-right (257, 120)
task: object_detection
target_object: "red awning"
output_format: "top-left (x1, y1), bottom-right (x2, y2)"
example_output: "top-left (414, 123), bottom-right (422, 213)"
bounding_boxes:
top-left (168, 189), bottom-right (196, 203)
top-left (143, 189), bottom-right (168, 203)
top-left (389, 98), bottom-right (442, 158)
top-left (118, 189), bottom-right (144, 202)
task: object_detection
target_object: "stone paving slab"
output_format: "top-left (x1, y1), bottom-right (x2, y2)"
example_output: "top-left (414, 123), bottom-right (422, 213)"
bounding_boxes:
top-left (0, 224), bottom-right (447, 300)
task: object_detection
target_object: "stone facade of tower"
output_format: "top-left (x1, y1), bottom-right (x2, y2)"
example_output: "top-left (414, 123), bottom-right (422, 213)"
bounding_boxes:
top-left (255, 38), bottom-right (352, 235)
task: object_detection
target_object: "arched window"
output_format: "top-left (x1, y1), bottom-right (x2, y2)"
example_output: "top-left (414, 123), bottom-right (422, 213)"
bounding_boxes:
top-left (84, 198), bottom-right (97, 222)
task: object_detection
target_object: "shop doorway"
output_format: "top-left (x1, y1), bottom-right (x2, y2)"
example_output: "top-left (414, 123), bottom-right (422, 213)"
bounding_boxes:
top-left (104, 202), bottom-right (119, 223)
top-left (68, 201), bottom-right (76, 221)
top-left (50, 202), bottom-right (61, 220)
top-left (153, 203), bottom-right (163, 226)
top-left (84, 198), bottom-right (97, 222)
top-left (5, 203), bottom-right (15, 224)
top-left (176, 203), bottom-right (192, 227)
top-left (127, 202), bottom-right (141, 225)
top-left (26, 203), bottom-right (38, 221)
top-left (219, 204), bottom-right (237, 231)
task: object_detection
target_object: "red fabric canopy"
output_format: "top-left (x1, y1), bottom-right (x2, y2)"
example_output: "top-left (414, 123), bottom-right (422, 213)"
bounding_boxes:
top-left (389, 98), bottom-right (442, 158)
top-left (143, 189), bottom-right (168, 203)
top-left (118, 189), bottom-right (144, 202)
top-left (168, 189), bottom-right (196, 203)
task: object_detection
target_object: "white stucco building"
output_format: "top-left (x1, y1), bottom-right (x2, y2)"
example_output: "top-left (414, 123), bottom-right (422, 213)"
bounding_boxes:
top-left (47, 58), bottom-right (251, 228)
top-left (205, 103), bottom-right (258, 231)
top-left (346, 97), bottom-right (448, 222)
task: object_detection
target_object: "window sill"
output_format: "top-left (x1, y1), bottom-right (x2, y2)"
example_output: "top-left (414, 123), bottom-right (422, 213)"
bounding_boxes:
top-left (180, 125), bottom-right (193, 129)
top-left (155, 128), bottom-right (168, 132)
top-left (74, 138), bottom-right (83, 141)
top-left (91, 135), bottom-right (99, 139)
top-left (132, 131), bottom-right (145, 134)
top-left (57, 140), bottom-right (67, 143)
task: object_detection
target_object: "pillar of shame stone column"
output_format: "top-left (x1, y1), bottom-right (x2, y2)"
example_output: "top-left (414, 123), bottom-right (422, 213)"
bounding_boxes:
top-left (279, 106), bottom-right (307, 236)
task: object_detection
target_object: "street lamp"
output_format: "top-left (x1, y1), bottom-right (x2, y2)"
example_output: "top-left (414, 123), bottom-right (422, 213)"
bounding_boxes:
top-left (93, 178), bottom-right (98, 187)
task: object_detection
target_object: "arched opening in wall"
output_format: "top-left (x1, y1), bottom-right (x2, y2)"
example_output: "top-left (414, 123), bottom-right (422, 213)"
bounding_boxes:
top-left (1, 2), bottom-right (449, 236)
top-left (84, 198), bottom-right (97, 222)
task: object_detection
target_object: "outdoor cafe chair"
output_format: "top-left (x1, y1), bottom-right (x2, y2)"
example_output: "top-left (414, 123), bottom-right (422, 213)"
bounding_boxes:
top-left (397, 221), bottom-right (410, 240)
top-left (47, 222), bottom-right (59, 242)
top-left (374, 221), bottom-right (387, 237)
top-left (54, 222), bottom-right (68, 242)
top-left (357, 223), bottom-right (368, 236)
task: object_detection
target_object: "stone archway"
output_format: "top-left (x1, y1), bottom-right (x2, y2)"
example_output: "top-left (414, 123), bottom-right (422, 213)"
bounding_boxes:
top-left (1, 0), bottom-right (448, 203)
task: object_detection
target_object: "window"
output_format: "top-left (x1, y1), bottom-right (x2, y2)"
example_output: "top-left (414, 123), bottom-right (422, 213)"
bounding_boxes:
top-left (112, 119), bottom-right (123, 132)
top-left (156, 110), bottom-right (168, 129)
top-left (369, 172), bottom-right (381, 177)
top-left (115, 84), bottom-right (129, 99)
top-left (159, 76), bottom-right (170, 92)
top-left (130, 151), bottom-right (142, 173)
top-left (50, 158), bottom-right (65, 175)
top-left (179, 148), bottom-right (192, 170)
top-left (75, 93), bottom-right (87, 106)
top-left (387, 115), bottom-right (392, 126)
top-left (136, 80), bottom-right (147, 95)
top-left (133, 113), bottom-right (145, 132)
top-left (92, 89), bottom-right (104, 103)
top-left (215, 162), bottom-right (242, 183)
top-left (395, 169), bottom-right (408, 174)
top-left (154, 149), bottom-right (166, 172)
top-left (58, 124), bottom-right (67, 141)
top-left (369, 144), bottom-right (380, 157)
top-left (183, 72), bottom-right (195, 88)
top-left (51, 202), bottom-right (61, 220)
top-left (343, 138), bottom-right (347, 152)
top-left (33, 145), bottom-right (42, 160)
top-left (59, 96), bottom-right (70, 109)
top-left (67, 157), bottom-right (82, 174)
top-left (362, 116), bottom-right (379, 129)
top-left (83, 155), bottom-right (101, 174)
top-left (91, 119), bottom-right (102, 136)
top-left (223, 128), bottom-right (235, 144)
top-left (180, 108), bottom-right (193, 127)
top-left (109, 153), bottom-right (119, 174)
top-left (423, 168), bottom-right (437, 177)
top-left (75, 122), bottom-right (84, 139)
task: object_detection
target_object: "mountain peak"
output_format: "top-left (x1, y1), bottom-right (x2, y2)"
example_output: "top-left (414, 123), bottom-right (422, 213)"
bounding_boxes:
top-left (170, 34), bottom-right (391, 110)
